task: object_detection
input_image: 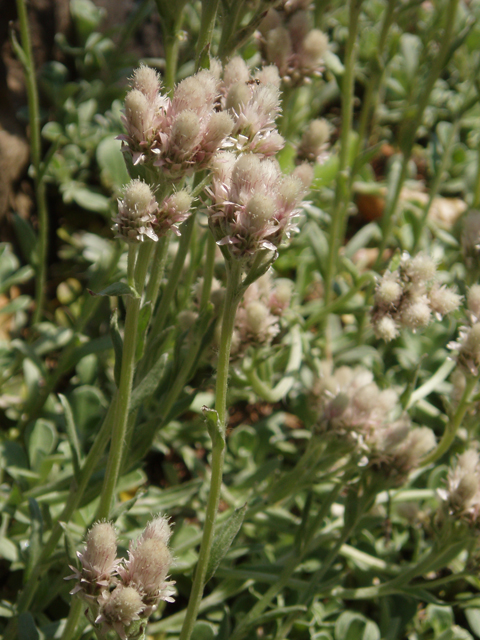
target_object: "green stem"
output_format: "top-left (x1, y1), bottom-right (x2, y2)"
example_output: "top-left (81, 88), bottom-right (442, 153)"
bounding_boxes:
top-left (154, 0), bottom-right (187, 91)
top-left (95, 244), bottom-right (151, 520)
top-left (323, 0), bottom-right (364, 309)
top-left (196, 0), bottom-right (221, 70)
top-left (200, 232), bottom-right (217, 311)
top-left (178, 260), bottom-right (244, 640)
top-left (15, 0), bottom-right (49, 324)
top-left (144, 234), bottom-right (170, 311)
top-left (355, 0), bottom-right (396, 153)
top-left (60, 597), bottom-right (85, 640)
top-left (421, 373), bottom-right (478, 466)
top-left (217, 1), bottom-right (244, 61)
top-left (148, 214), bottom-right (196, 342)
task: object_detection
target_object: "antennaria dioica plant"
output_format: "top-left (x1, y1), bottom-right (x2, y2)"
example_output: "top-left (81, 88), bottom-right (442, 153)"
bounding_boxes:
top-left (3, 1), bottom-right (480, 639)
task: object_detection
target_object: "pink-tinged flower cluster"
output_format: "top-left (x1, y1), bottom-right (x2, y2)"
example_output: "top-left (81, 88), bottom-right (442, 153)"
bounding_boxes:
top-left (66, 516), bottom-right (174, 640)
top-left (229, 272), bottom-right (292, 356)
top-left (437, 450), bottom-right (480, 527)
top-left (258, 2), bottom-right (328, 86)
top-left (119, 65), bottom-right (234, 178)
top-left (220, 56), bottom-right (285, 157)
top-left (372, 252), bottom-right (461, 342)
top-left (113, 180), bottom-right (193, 243)
top-left (312, 363), bottom-right (436, 481)
top-left (207, 152), bottom-right (312, 262)
top-left (297, 118), bottom-right (331, 164)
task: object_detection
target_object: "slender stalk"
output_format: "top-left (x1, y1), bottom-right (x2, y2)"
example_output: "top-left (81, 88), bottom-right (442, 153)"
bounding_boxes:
top-left (178, 260), bottom-right (244, 640)
top-left (60, 597), bottom-right (85, 640)
top-left (200, 232), bottom-right (217, 311)
top-left (355, 0), bottom-right (396, 152)
top-left (217, 1), bottom-right (244, 61)
top-left (154, 0), bottom-right (187, 91)
top-left (421, 374), bottom-right (478, 466)
top-left (323, 0), bottom-right (364, 309)
top-left (15, 0), bottom-right (49, 324)
top-left (144, 234), bottom-right (170, 310)
top-left (95, 244), bottom-right (151, 520)
top-left (196, 0), bottom-right (221, 70)
top-left (148, 214), bottom-right (196, 343)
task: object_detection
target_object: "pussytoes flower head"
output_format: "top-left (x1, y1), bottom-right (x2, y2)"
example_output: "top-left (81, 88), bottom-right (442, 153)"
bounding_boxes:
top-left (155, 190), bottom-right (192, 237)
top-left (96, 585), bottom-right (145, 640)
top-left (372, 252), bottom-right (461, 341)
top-left (66, 521), bottom-right (119, 601)
top-left (312, 363), bottom-right (435, 482)
top-left (297, 118), bottom-right (331, 163)
top-left (437, 450), bottom-right (480, 527)
top-left (113, 180), bottom-right (159, 243)
top-left (67, 515), bottom-right (175, 639)
top-left (207, 153), bottom-right (308, 262)
top-left (120, 66), bottom-right (232, 179)
top-left (119, 515), bottom-right (175, 615)
top-left (258, 3), bottom-right (328, 86)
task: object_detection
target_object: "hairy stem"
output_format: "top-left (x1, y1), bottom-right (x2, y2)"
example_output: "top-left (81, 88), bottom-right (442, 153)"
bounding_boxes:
top-left (179, 260), bottom-right (244, 640)
top-left (323, 0), bottom-right (364, 309)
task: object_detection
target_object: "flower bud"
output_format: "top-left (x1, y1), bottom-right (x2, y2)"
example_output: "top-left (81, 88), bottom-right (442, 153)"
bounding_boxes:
top-left (128, 538), bottom-right (172, 597)
top-left (245, 193), bottom-right (276, 228)
top-left (292, 163), bottom-right (314, 189)
top-left (132, 64), bottom-right (161, 100)
top-left (170, 190), bottom-right (192, 214)
top-left (288, 11), bottom-right (310, 46)
top-left (114, 180), bottom-right (158, 243)
top-left (172, 110), bottom-right (201, 153)
top-left (125, 89), bottom-right (150, 138)
top-left (298, 118), bottom-right (330, 160)
top-left (403, 253), bottom-right (436, 282)
top-left (254, 65), bottom-right (281, 89)
top-left (460, 323), bottom-right (480, 366)
top-left (245, 301), bottom-right (270, 335)
top-left (278, 176), bottom-right (302, 208)
top-left (101, 585), bottom-right (144, 626)
top-left (300, 29), bottom-right (328, 66)
top-left (400, 296), bottom-right (431, 329)
top-left (254, 84), bottom-right (281, 119)
top-left (266, 27), bottom-right (292, 71)
top-left (231, 154), bottom-right (262, 191)
top-left (226, 82), bottom-right (251, 112)
top-left (259, 8), bottom-right (282, 36)
top-left (172, 77), bottom-right (206, 114)
top-left (373, 315), bottom-right (399, 342)
top-left (203, 111), bottom-right (234, 149)
top-left (223, 56), bottom-right (250, 87)
top-left (428, 284), bottom-right (461, 316)
top-left (141, 515), bottom-right (172, 545)
top-left (375, 276), bottom-right (402, 307)
top-left (178, 310), bottom-right (198, 332)
top-left (83, 522), bottom-right (117, 577)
